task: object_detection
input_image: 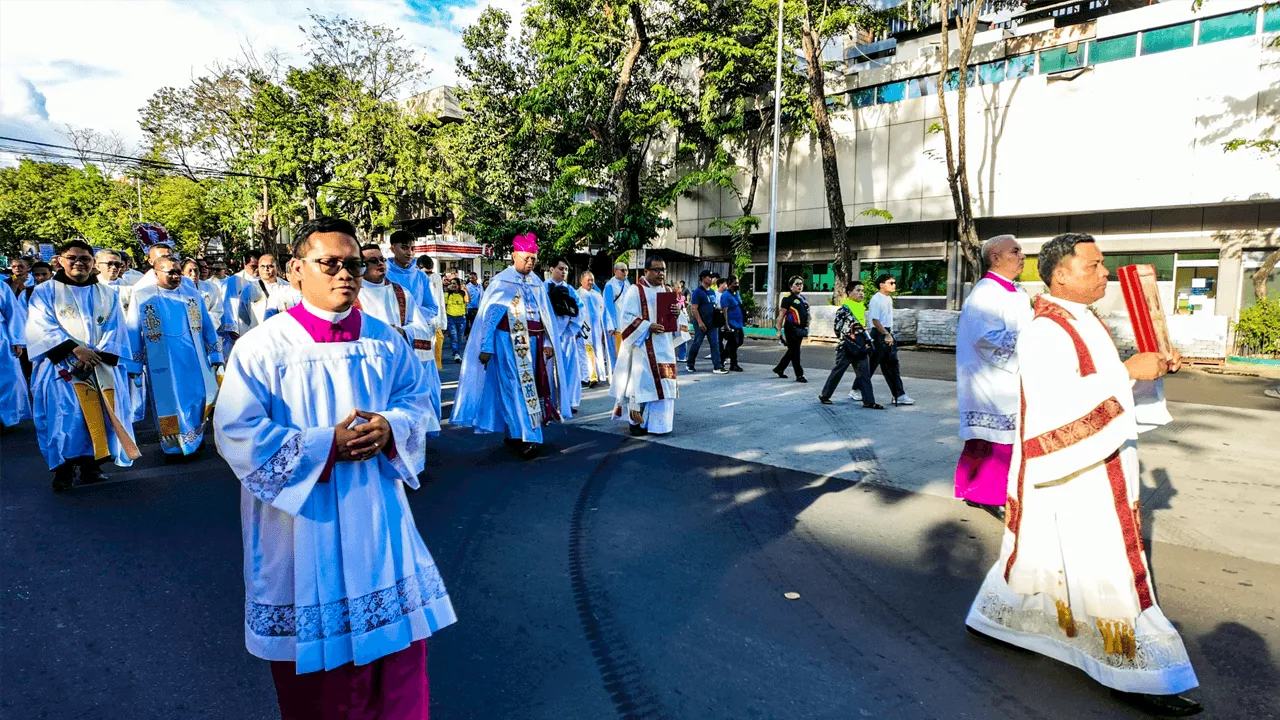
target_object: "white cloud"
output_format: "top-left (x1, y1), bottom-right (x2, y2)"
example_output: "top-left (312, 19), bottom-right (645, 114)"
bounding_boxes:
top-left (0, 0), bottom-right (527, 156)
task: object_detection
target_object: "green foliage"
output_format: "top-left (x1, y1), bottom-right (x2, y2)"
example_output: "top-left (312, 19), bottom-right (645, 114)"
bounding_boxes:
top-left (1234, 298), bottom-right (1280, 355)
top-left (858, 207), bottom-right (894, 222)
top-left (0, 160), bottom-right (136, 255)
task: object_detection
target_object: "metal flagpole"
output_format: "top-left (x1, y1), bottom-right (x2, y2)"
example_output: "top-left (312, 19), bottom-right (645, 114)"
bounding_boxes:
top-left (765, 0), bottom-right (784, 322)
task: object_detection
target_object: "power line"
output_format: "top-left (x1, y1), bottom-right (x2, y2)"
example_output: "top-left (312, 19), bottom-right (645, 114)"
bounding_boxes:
top-left (0, 135), bottom-right (414, 201)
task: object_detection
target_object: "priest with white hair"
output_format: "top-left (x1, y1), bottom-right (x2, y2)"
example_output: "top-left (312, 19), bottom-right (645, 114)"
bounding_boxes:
top-left (953, 234), bottom-right (1032, 517)
top-left (577, 270), bottom-right (613, 387)
top-left (965, 233), bottom-right (1200, 717)
top-left (237, 253), bottom-right (292, 329)
top-left (602, 262), bottom-right (630, 365)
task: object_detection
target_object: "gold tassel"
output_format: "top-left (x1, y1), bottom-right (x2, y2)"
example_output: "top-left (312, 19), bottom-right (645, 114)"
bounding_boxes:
top-left (1096, 619), bottom-right (1137, 660)
top-left (1055, 600), bottom-right (1077, 637)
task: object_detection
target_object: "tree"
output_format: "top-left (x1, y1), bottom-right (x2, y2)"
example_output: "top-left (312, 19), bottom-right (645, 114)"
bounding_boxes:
top-left (794, 0), bottom-right (894, 297)
top-left (1224, 139), bottom-right (1280, 301)
top-left (928, 0), bottom-right (1018, 296)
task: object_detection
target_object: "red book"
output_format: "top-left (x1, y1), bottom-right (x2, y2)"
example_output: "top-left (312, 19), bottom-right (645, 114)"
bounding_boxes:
top-left (1117, 264), bottom-right (1172, 356)
top-left (655, 291), bottom-right (678, 329)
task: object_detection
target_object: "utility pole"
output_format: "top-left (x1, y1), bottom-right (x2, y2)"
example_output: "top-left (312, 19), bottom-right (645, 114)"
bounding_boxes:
top-left (766, 0), bottom-right (785, 322)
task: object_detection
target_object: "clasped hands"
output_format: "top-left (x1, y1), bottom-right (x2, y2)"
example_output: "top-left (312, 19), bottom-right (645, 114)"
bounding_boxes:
top-left (1125, 349), bottom-right (1182, 381)
top-left (333, 409), bottom-right (392, 463)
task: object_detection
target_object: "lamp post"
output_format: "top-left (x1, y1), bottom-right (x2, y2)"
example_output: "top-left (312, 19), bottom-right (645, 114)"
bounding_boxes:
top-left (765, 0), bottom-right (785, 322)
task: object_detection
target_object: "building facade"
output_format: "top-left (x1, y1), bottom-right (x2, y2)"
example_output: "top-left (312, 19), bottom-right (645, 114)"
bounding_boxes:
top-left (654, 0), bottom-right (1280, 320)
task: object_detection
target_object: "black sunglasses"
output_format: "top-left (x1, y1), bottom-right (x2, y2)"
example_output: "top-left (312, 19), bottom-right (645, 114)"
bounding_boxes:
top-left (301, 257), bottom-right (366, 276)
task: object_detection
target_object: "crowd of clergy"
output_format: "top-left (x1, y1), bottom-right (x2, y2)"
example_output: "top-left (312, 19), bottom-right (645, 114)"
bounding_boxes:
top-left (1, 218), bottom-right (1205, 717)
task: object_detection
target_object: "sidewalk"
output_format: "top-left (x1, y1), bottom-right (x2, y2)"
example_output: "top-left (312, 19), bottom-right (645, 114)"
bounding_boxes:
top-left (570, 363), bottom-right (1280, 566)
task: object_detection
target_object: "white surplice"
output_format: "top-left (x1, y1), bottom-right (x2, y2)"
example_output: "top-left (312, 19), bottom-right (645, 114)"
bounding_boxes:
top-left (238, 277), bottom-right (293, 329)
top-left (966, 294), bottom-right (1197, 695)
top-left (383, 262), bottom-right (442, 413)
top-left (25, 276), bottom-right (136, 469)
top-left (358, 279), bottom-right (442, 418)
top-left (611, 279), bottom-right (686, 435)
top-left (577, 288), bottom-right (614, 384)
top-left (195, 279), bottom-right (224, 332)
top-left (956, 273), bottom-right (1032, 444)
top-left (126, 284), bottom-right (222, 455)
top-left (213, 303), bottom-right (453, 673)
top-left (0, 286), bottom-right (31, 426)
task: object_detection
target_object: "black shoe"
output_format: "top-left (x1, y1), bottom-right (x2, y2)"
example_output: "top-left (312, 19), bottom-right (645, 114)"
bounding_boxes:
top-left (629, 424), bottom-right (649, 437)
top-left (51, 466), bottom-right (74, 492)
top-left (686, 366), bottom-right (697, 373)
top-left (588, 381), bottom-right (599, 388)
top-left (79, 469), bottom-right (109, 484)
top-left (795, 376), bottom-right (807, 383)
top-left (518, 442), bottom-right (541, 460)
top-left (503, 437), bottom-right (522, 451)
top-left (729, 365), bottom-right (744, 372)
top-left (818, 395), bottom-right (833, 405)
top-left (965, 500), bottom-right (1006, 522)
top-left (1110, 690), bottom-right (1203, 717)
top-left (773, 370), bottom-right (787, 379)
top-left (862, 402), bottom-right (885, 410)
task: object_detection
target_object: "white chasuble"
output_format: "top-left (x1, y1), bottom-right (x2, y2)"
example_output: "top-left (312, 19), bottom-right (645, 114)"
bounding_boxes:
top-left (966, 294), bottom-right (1196, 695)
top-left (239, 277), bottom-right (293, 329)
top-left (611, 279), bottom-right (684, 435)
top-left (956, 273), bottom-right (1032, 444)
top-left (25, 277), bottom-right (137, 469)
top-left (577, 288), bottom-right (614, 384)
top-left (213, 305), bottom-right (452, 673)
top-left (127, 285), bottom-right (222, 455)
top-left (0, 286), bottom-right (31, 426)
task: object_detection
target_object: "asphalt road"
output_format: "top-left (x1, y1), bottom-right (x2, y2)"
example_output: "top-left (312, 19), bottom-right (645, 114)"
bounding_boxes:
top-left (733, 339), bottom-right (1280, 411)
top-left (2, 363), bottom-right (1277, 720)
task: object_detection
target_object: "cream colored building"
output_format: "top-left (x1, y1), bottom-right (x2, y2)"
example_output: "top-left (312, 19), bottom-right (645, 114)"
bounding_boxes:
top-left (656, 0), bottom-right (1280, 320)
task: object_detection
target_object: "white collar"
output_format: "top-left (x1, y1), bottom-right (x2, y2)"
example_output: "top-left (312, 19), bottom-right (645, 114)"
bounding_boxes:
top-left (363, 278), bottom-right (387, 288)
top-left (301, 299), bottom-right (352, 322)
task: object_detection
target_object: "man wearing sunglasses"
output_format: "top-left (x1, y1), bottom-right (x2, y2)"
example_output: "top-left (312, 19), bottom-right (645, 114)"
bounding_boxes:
top-left (214, 216), bottom-right (453, 718)
top-left (236, 253), bottom-right (293, 330)
top-left (25, 239), bottom-right (137, 491)
top-left (384, 230), bottom-right (441, 410)
top-left (95, 249), bottom-right (133, 313)
top-left (358, 243), bottom-right (441, 418)
top-left (126, 256), bottom-right (222, 460)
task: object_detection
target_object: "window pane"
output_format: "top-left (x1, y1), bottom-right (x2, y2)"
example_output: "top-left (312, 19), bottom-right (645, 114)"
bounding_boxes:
top-left (908, 75), bottom-right (938, 98)
top-left (1106, 253), bottom-right (1175, 282)
top-left (878, 81), bottom-right (908, 103)
top-left (851, 87), bottom-right (877, 108)
top-left (977, 60), bottom-right (1006, 85)
top-left (1141, 22), bottom-right (1195, 55)
top-left (1199, 10), bottom-right (1257, 44)
top-left (859, 260), bottom-right (947, 296)
top-left (1007, 54), bottom-right (1035, 79)
top-left (1178, 252), bottom-right (1219, 261)
top-left (1090, 34), bottom-right (1138, 64)
top-left (943, 68), bottom-right (975, 91)
top-left (1039, 44), bottom-right (1086, 73)
top-left (1266, 4), bottom-right (1280, 33)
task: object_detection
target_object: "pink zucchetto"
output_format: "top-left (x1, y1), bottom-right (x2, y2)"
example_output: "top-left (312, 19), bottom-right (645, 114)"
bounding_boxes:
top-left (512, 232), bottom-right (539, 254)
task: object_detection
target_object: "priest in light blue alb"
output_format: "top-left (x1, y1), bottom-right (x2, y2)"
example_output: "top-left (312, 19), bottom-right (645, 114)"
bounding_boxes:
top-left (452, 233), bottom-right (575, 460)
top-left (543, 254), bottom-right (584, 413)
top-left (127, 256), bottom-right (223, 457)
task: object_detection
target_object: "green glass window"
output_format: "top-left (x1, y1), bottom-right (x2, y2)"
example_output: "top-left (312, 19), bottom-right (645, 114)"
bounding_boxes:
top-left (942, 68), bottom-right (975, 91)
top-left (780, 262), bottom-right (836, 292)
top-left (851, 87), bottom-right (877, 108)
top-left (977, 60), bottom-right (1006, 85)
top-left (1141, 22), bottom-right (1195, 55)
top-left (1105, 253), bottom-right (1175, 282)
top-left (859, 260), bottom-right (948, 296)
top-left (1177, 252), bottom-right (1219, 261)
top-left (1089, 34), bottom-right (1138, 64)
top-left (1199, 10), bottom-right (1257, 44)
top-left (1266, 4), bottom-right (1280, 32)
top-left (878, 80), bottom-right (908, 104)
top-left (1007, 54), bottom-right (1035, 79)
top-left (1039, 44), bottom-right (1086, 73)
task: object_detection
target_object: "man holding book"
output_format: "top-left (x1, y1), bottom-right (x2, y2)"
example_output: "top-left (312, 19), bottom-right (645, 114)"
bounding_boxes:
top-left (611, 256), bottom-right (687, 436)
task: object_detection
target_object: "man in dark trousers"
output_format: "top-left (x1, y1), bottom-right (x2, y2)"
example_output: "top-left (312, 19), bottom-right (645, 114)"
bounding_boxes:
top-left (686, 270), bottom-right (726, 374)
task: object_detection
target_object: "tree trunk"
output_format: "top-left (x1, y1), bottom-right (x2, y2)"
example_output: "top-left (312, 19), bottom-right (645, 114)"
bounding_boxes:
top-left (608, 3), bottom-right (649, 235)
top-left (935, 0), bottom-right (984, 305)
top-left (800, 19), bottom-right (853, 298)
top-left (1254, 247), bottom-right (1280, 300)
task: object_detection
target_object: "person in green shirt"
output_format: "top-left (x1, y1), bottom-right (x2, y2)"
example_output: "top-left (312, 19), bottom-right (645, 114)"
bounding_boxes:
top-left (841, 286), bottom-right (867, 326)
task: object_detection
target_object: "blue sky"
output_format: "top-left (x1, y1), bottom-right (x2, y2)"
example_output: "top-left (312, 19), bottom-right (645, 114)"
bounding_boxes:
top-left (0, 0), bottom-right (523, 160)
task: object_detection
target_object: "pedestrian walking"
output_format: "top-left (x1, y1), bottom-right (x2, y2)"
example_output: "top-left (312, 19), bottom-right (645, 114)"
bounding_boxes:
top-left (465, 271), bottom-right (483, 334)
top-left (675, 280), bottom-right (690, 362)
top-left (445, 276), bottom-right (469, 362)
top-left (866, 274), bottom-right (915, 405)
top-left (214, 217), bottom-right (455, 717)
top-left (772, 276), bottom-right (809, 382)
top-left (954, 235), bottom-right (1032, 517)
top-left (817, 284), bottom-right (880, 407)
top-left (686, 270), bottom-right (725, 373)
top-left (965, 233), bottom-right (1200, 717)
top-left (719, 275), bottom-right (745, 372)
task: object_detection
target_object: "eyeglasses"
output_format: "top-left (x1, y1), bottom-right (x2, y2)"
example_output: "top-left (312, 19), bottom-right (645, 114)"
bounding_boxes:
top-left (159, 269), bottom-right (183, 277)
top-left (300, 257), bottom-right (365, 276)
top-left (363, 256), bottom-right (386, 265)
top-left (62, 255), bottom-right (94, 266)
top-left (98, 261), bottom-right (124, 268)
